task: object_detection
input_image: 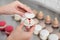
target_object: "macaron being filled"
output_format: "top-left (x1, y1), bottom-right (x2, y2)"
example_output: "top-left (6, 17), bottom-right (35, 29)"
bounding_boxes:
top-left (34, 24), bottom-right (42, 35)
top-left (48, 34), bottom-right (59, 40)
top-left (40, 29), bottom-right (49, 40)
top-left (24, 19), bottom-right (35, 28)
top-left (0, 21), bottom-right (6, 30)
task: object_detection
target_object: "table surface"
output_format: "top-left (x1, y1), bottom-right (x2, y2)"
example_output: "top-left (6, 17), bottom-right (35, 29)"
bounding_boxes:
top-left (0, 0), bottom-right (60, 40)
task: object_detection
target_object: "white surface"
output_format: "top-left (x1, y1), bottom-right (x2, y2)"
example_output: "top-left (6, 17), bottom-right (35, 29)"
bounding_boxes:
top-left (30, 0), bottom-right (60, 13)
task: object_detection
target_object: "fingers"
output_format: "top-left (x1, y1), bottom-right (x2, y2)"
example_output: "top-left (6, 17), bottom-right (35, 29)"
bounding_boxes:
top-left (16, 22), bottom-right (24, 31)
top-left (18, 2), bottom-right (33, 13)
top-left (15, 10), bottom-right (24, 16)
top-left (29, 25), bottom-right (35, 34)
top-left (20, 22), bottom-right (24, 29)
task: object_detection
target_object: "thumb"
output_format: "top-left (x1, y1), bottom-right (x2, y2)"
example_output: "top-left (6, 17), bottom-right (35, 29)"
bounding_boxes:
top-left (29, 25), bottom-right (35, 34)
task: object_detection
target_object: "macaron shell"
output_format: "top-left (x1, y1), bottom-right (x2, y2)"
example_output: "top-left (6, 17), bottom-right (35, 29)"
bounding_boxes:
top-left (40, 29), bottom-right (49, 37)
top-left (40, 36), bottom-right (48, 40)
top-left (0, 21), bottom-right (6, 26)
top-left (48, 34), bottom-right (59, 40)
top-left (24, 12), bottom-right (35, 18)
top-left (35, 24), bottom-right (42, 31)
top-left (5, 25), bottom-right (13, 32)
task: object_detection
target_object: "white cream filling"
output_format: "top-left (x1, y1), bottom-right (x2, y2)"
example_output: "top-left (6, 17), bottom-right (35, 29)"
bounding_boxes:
top-left (0, 25), bottom-right (6, 29)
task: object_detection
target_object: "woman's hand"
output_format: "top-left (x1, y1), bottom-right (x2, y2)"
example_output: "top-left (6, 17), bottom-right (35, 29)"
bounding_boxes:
top-left (7, 23), bottom-right (35, 40)
top-left (0, 1), bottom-right (32, 15)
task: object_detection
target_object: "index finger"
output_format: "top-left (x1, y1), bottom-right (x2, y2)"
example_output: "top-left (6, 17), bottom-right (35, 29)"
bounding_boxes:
top-left (20, 22), bottom-right (24, 29)
top-left (18, 2), bottom-right (33, 13)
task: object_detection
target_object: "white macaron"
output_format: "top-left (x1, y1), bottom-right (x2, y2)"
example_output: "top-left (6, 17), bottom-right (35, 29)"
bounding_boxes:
top-left (34, 24), bottom-right (42, 35)
top-left (48, 34), bottom-right (59, 40)
top-left (24, 12), bottom-right (35, 18)
top-left (40, 29), bottom-right (49, 40)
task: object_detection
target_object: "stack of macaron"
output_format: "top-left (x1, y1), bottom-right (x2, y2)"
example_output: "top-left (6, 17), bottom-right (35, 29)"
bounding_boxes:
top-left (23, 12), bottom-right (35, 30)
top-left (0, 21), bottom-right (13, 36)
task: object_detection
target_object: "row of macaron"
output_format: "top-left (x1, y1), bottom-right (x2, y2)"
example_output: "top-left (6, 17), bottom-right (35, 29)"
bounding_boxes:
top-left (33, 10), bottom-right (59, 28)
top-left (0, 21), bottom-right (13, 36)
top-left (33, 24), bottom-right (60, 40)
top-left (13, 12), bottom-right (59, 29)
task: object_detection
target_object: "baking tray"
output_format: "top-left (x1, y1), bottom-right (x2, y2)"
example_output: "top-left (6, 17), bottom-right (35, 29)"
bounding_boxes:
top-left (0, 0), bottom-right (60, 40)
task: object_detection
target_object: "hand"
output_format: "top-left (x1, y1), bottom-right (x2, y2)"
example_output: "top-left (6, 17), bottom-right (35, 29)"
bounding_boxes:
top-left (0, 1), bottom-right (32, 15)
top-left (7, 23), bottom-right (35, 40)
